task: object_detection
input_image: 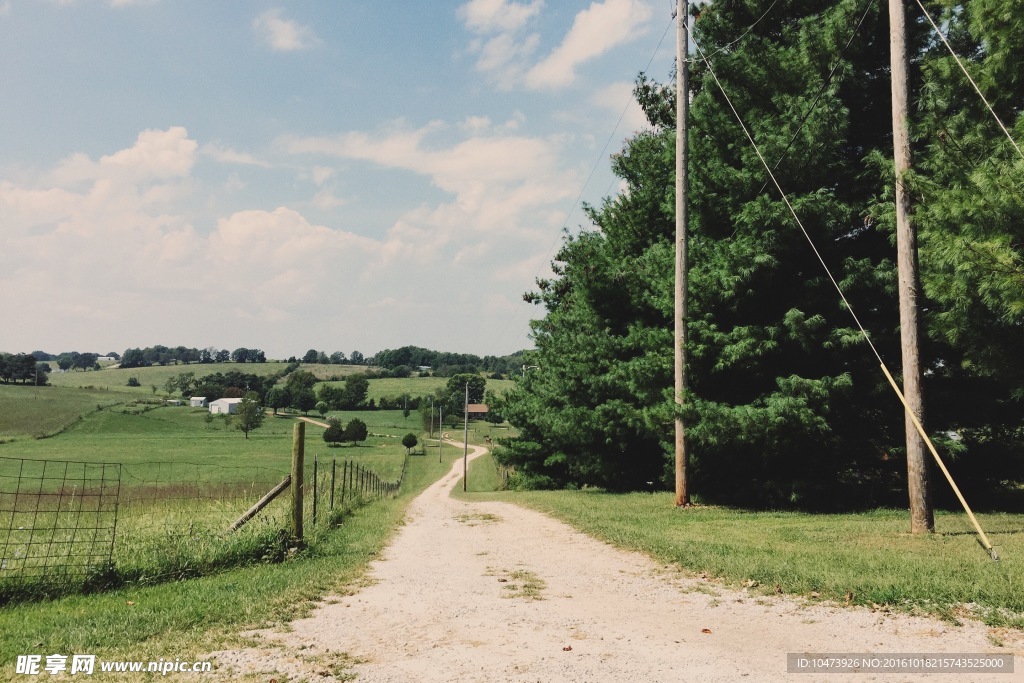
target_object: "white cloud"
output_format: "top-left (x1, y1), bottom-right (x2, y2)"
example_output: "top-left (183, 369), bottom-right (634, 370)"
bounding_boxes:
top-left (253, 9), bottom-right (320, 52)
top-left (525, 0), bottom-right (652, 89)
top-left (458, 0), bottom-right (544, 34)
top-left (201, 143), bottom-right (272, 168)
top-left (459, 0), bottom-right (544, 89)
top-left (0, 124), bottom-right (543, 356)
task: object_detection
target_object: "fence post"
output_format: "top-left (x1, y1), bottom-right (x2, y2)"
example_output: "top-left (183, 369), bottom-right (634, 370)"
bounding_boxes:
top-left (330, 458), bottom-right (336, 511)
top-left (312, 453), bottom-right (319, 527)
top-left (291, 421), bottom-right (305, 542)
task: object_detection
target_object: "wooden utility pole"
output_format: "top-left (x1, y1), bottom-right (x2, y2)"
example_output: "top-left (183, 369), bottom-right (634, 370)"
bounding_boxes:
top-left (674, 0), bottom-right (691, 507)
top-left (463, 382), bottom-right (469, 493)
top-left (889, 0), bottom-right (933, 533)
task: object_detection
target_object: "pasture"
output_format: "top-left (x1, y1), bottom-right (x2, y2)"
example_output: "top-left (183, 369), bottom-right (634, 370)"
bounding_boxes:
top-left (0, 395), bottom-right (415, 604)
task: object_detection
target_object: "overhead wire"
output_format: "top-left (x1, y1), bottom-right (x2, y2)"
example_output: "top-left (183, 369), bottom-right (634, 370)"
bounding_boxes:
top-left (911, 0), bottom-right (1024, 162)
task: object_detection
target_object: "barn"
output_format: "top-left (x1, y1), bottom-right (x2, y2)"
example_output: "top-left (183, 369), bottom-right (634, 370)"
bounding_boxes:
top-left (209, 398), bottom-right (243, 414)
top-left (190, 396), bottom-right (208, 408)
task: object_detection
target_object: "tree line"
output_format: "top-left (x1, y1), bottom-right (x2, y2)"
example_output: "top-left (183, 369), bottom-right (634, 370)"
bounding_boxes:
top-left (496, 0), bottom-right (1024, 510)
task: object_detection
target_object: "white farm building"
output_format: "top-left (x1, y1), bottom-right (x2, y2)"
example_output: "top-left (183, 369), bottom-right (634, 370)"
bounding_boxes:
top-left (190, 396), bottom-right (208, 408)
top-left (209, 398), bottom-right (243, 414)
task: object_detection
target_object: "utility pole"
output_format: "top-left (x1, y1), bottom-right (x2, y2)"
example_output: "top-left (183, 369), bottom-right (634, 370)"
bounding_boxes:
top-left (674, 0), bottom-right (691, 507)
top-left (463, 382), bottom-right (469, 493)
top-left (889, 0), bottom-right (933, 533)
top-left (429, 397), bottom-right (434, 439)
top-left (438, 405), bottom-right (443, 463)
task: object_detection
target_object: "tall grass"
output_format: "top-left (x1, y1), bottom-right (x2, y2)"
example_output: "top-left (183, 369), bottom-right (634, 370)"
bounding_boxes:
top-left (0, 447), bottom-right (461, 669)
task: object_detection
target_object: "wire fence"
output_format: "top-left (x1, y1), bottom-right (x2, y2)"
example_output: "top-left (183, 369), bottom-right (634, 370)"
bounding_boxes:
top-left (1, 453), bottom-right (403, 600)
top-left (0, 457), bottom-right (120, 584)
top-left (308, 454), bottom-right (407, 528)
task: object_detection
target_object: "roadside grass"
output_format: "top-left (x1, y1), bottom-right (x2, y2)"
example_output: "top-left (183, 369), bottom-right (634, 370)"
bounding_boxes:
top-left (0, 385), bottom-right (135, 441)
top-left (0, 449), bottom-right (461, 674)
top-left (458, 455), bottom-right (1024, 628)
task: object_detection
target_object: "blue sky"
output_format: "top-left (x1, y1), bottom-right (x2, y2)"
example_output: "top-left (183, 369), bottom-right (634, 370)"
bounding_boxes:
top-left (1, 0), bottom-right (675, 359)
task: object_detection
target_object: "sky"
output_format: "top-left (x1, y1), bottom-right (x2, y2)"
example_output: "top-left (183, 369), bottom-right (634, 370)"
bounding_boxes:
top-left (0, 0), bottom-right (676, 360)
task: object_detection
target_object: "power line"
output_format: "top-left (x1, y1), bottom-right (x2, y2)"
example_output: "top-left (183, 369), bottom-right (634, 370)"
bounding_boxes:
top-left (912, 0), bottom-right (1024, 162)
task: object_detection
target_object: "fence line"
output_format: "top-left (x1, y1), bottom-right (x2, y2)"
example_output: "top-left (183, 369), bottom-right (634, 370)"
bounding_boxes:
top-left (309, 454), bottom-right (407, 528)
top-left (2, 451), bottom-right (406, 599)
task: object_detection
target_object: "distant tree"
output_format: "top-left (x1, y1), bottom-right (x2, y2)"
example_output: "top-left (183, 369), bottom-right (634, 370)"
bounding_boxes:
top-left (164, 377), bottom-right (177, 396)
top-left (286, 370), bottom-right (318, 395)
top-left (344, 418), bottom-right (368, 445)
top-left (293, 388), bottom-right (318, 415)
top-left (151, 385), bottom-right (158, 395)
top-left (127, 377), bottom-right (140, 387)
top-left (317, 351), bottom-right (329, 364)
top-left (235, 392), bottom-right (265, 439)
top-left (402, 433), bottom-right (418, 454)
top-left (231, 347), bottom-right (250, 363)
top-left (342, 374), bottom-right (369, 408)
top-left (315, 401), bottom-right (329, 420)
top-left (302, 349), bottom-right (319, 364)
top-left (265, 387), bottom-right (288, 415)
top-left (323, 417), bottom-right (344, 446)
top-left (329, 351), bottom-right (347, 364)
top-left (35, 363), bottom-right (50, 385)
top-left (215, 349), bottom-right (230, 363)
top-left (350, 351), bottom-right (364, 365)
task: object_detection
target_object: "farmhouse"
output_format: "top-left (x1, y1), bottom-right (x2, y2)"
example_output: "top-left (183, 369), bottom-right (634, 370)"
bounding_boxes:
top-left (190, 396), bottom-right (208, 408)
top-left (208, 398), bottom-right (243, 414)
top-left (467, 403), bottom-right (489, 420)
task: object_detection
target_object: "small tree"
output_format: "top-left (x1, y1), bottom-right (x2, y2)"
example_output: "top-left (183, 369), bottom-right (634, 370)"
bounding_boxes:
top-left (235, 391), bottom-right (265, 439)
top-left (316, 401), bottom-right (329, 420)
top-left (402, 433), bottom-right (418, 455)
top-left (344, 418), bottom-right (368, 446)
top-left (323, 417), bottom-right (344, 446)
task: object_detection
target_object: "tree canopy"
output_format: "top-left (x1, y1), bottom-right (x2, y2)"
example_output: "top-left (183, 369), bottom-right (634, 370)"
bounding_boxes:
top-left (497, 0), bottom-right (1024, 508)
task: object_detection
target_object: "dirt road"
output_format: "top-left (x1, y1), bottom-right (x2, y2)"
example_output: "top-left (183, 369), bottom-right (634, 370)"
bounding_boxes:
top-left (211, 444), bottom-right (1021, 681)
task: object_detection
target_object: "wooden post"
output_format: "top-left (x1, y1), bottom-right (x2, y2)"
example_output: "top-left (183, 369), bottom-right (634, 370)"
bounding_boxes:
top-left (889, 0), bottom-right (933, 533)
top-left (291, 421), bottom-right (305, 542)
top-left (312, 453), bottom-right (318, 527)
top-left (674, 0), bottom-right (691, 507)
top-left (330, 458), bottom-right (336, 510)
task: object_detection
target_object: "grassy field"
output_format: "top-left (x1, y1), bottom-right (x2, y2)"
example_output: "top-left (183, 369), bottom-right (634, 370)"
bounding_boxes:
top-left (0, 403), bottom-right (416, 603)
top-left (0, 385), bottom-right (137, 441)
top-left (0, 447), bottom-right (460, 676)
top-left (456, 451), bottom-right (1024, 629)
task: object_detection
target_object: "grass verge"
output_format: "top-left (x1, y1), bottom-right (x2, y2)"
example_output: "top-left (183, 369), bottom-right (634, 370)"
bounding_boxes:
top-left (458, 454), bottom-right (1024, 629)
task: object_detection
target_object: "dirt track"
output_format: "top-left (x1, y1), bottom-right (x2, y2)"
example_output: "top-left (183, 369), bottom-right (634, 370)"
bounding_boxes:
top-left (210, 443), bottom-right (1022, 682)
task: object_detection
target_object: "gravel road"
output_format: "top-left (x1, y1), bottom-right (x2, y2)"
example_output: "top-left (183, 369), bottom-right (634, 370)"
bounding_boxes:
top-left (210, 443), bottom-right (1022, 682)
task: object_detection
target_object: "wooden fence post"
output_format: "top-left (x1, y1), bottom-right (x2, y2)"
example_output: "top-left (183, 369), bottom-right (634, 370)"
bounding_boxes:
top-left (291, 421), bottom-right (305, 542)
top-left (330, 458), bottom-right (336, 511)
top-left (312, 453), bottom-right (318, 527)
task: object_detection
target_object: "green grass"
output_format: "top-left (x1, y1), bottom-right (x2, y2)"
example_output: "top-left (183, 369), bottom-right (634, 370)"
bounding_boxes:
top-left (0, 449), bottom-right (461, 673)
top-left (0, 385), bottom-right (136, 441)
top-left (462, 487), bottom-right (1024, 628)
